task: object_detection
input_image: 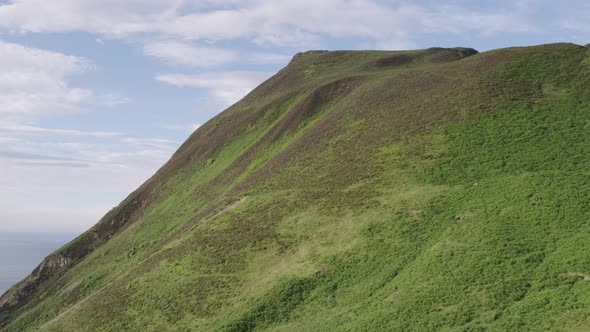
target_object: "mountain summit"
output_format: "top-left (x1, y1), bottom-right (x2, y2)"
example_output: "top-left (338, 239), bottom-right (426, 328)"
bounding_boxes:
top-left (3, 43), bottom-right (590, 331)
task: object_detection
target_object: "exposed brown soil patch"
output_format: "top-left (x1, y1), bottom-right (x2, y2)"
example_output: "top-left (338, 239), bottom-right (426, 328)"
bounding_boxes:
top-left (203, 197), bottom-right (249, 224)
top-left (407, 210), bottom-right (423, 217)
top-left (454, 213), bottom-right (473, 221)
top-left (559, 272), bottom-right (590, 281)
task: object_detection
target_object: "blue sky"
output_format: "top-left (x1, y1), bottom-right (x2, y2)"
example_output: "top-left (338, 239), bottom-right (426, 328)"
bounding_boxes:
top-left (0, 0), bottom-right (588, 233)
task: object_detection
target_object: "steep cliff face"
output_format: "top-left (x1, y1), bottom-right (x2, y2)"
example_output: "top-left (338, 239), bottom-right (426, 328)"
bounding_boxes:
top-left (0, 188), bottom-right (149, 308)
top-left (3, 43), bottom-right (590, 331)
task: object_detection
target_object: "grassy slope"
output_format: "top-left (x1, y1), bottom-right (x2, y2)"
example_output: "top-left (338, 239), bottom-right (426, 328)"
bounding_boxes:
top-left (3, 43), bottom-right (590, 331)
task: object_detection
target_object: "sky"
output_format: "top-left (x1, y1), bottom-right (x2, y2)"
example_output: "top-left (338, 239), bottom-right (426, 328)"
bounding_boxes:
top-left (0, 0), bottom-right (588, 233)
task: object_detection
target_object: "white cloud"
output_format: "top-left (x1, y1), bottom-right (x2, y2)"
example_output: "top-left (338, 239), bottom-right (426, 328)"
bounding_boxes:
top-left (143, 40), bottom-right (292, 67)
top-left (0, 123), bottom-right (180, 174)
top-left (156, 71), bottom-right (271, 106)
top-left (0, 145), bottom-right (164, 194)
top-left (121, 137), bottom-right (179, 150)
top-left (0, 40), bottom-right (93, 118)
top-left (402, 4), bottom-right (537, 37)
top-left (0, 0), bottom-right (175, 36)
top-left (247, 52), bottom-right (292, 65)
top-left (95, 93), bottom-right (132, 106)
top-left (0, 123), bottom-right (121, 137)
top-left (0, 124), bottom-right (181, 227)
top-left (163, 123), bottom-right (201, 134)
top-left (0, 39), bottom-right (91, 74)
top-left (374, 38), bottom-right (418, 51)
top-left (0, 40), bottom-right (131, 124)
top-left (144, 41), bottom-right (237, 67)
top-left (0, 0), bottom-right (541, 50)
top-left (0, 201), bottom-right (113, 233)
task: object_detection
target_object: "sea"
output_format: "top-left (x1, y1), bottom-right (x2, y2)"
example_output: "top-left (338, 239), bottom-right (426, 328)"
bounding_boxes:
top-left (0, 233), bottom-right (75, 296)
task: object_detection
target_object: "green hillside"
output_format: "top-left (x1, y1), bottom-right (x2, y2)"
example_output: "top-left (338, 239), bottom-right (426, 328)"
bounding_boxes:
top-left (2, 43), bottom-right (590, 331)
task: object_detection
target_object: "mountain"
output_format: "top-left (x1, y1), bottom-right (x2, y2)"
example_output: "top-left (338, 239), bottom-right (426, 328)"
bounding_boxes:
top-left (2, 43), bottom-right (590, 331)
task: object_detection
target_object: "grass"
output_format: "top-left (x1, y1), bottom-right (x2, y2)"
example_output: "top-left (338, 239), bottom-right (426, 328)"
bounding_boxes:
top-left (3, 42), bottom-right (590, 331)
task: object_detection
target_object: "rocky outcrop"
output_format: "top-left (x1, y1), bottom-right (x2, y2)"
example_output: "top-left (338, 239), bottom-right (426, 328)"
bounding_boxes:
top-left (0, 189), bottom-right (151, 313)
top-left (0, 253), bottom-right (72, 308)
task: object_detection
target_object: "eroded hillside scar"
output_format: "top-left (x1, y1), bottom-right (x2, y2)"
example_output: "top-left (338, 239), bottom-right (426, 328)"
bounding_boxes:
top-left (203, 197), bottom-right (249, 224)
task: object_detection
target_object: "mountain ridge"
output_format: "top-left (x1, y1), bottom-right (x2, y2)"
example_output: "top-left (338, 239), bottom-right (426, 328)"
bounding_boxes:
top-left (2, 42), bottom-right (590, 331)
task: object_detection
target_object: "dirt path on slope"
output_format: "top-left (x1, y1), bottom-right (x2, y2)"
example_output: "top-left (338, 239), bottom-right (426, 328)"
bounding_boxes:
top-left (203, 196), bottom-right (248, 224)
top-left (559, 272), bottom-right (590, 280)
top-left (35, 197), bottom-right (249, 331)
top-left (37, 294), bottom-right (91, 331)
